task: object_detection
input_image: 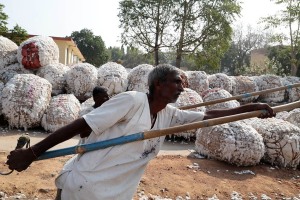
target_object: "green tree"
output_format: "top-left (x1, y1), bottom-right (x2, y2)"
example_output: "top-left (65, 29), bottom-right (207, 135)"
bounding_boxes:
top-left (107, 46), bottom-right (125, 63)
top-left (118, 0), bottom-right (174, 65)
top-left (261, 0), bottom-right (300, 76)
top-left (70, 29), bottom-right (109, 67)
top-left (0, 4), bottom-right (27, 45)
top-left (171, 0), bottom-right (241, 68)
top-left (121, 46), bottom-right (154, 68)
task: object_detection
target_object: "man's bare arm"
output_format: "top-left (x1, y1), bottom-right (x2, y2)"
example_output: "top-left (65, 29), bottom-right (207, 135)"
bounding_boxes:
top-left (7, 118), bottom-right (92, 172)
top-left (203, 103), bottom-right (275, 120)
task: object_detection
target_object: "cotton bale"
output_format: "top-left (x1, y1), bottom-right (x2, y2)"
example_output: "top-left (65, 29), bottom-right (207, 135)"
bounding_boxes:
top-left (186, 71), bottom-right (209, 95)
top-left (98, 62), bottom-right (128, 95)
top-left (232, 76), bottom-right (259, 103)
top-left (41, 94), bottom-right (80, 132)
top-left (36, 63), bottom-right (70, 96)
top-left (177, 69), bottom-right (189, 88)
top-left (79, 97), bottom-right (95, 117)
top-left (0, 63), bottom-right (32, 84)
top-left (127, 64), bottom-right (154, 93)
top-left (195, 121), bottom-right (265, 166)
top-left (254, 75), bottom-right (284, 103)
top-left (281, 76), bottom-right (300, 102)
top-left (17, 35), bottom-right (59, 70)
top-left (250, 118), bottom-right (300, 168)
top-left (0, 81), bottom-right (4, 115)
top-left (276, 108), bottom-right (300, 129)
top-left (1, 74), bottom-right (52, 130)
top-left (0, 36), bottom-right (18, 69)
top-left (208, 73), bottom-right (233, 94)
top-left (171, 88), bottom-right (205, 140)
top-left (66, 63), bottom-right (98, 101)
top-left (202, 88), bottom-right (240, 111)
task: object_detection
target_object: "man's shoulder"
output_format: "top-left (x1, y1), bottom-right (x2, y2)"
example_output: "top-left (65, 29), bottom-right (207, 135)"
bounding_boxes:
top-left (114, 91), bottom-right (147, 102)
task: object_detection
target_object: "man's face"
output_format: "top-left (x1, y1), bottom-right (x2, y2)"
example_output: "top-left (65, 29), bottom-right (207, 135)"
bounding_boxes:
top-left (93, 93), bottom-right (110, 108)
top-left (158, 72), bottom-right (184, 103)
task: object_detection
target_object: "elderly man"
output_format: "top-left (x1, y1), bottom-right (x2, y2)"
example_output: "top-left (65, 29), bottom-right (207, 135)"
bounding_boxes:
top-left (6, 64), bottom-right (275, 200)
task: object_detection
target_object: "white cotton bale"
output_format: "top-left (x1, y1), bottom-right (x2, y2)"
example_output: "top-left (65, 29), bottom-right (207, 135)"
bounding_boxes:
top-left (36, 63), bottom-right (70, 96)
top-left (276, 108), bottom-right (300, 129)
top-left (202, 88), bottom-right (240, 111)
top-left (0, 36), bottom-right (18, 69)
top-left (79, 97), bottom-right (95, 117)
top-left (177, 69), bottom-right (189, 88)
top-left (208, 73), bottom-right (233, 94)
top-left (232, 76), bottom-right (259, 103)
top-left (17, 35), bottom-right (59, 70)
top-left (1, 74), bottom-right (52, 130)
top-left (0, 81), bottom-right (4, 115)
top-left (186, 71), bottom-right (209, 95)
top-left (195, 121), bottom-right (265, 166)
top-left (172, 88), bottom-right (205, 140)
top-left (0, 63), bottom-right (33, 84)
top-left (66, 63), bottom-right (98, 101)
top-left (250, 118), bottom-right (300, 168)
top-left (127, 64), bottom-right (154, 93)
top-left (97, 62), bottom-right (128, 95)
top-left (254, 75), bottom-right (284, 103)
top-left (281, 76), bottom-right (300, 102)
top-left (41, 94), bottom-right (80, 132)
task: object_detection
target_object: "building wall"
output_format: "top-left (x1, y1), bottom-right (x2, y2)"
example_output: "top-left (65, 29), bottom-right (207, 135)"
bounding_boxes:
top-left (54, 40), bottom-right (83, 66)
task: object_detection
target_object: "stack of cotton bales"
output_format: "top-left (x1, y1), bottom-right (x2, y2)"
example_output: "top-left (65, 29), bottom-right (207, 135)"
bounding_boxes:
top-left (254, 75), bottom-right (285, 103)
top-left (201, 88), bottom-right (240, 111)
top-left (41, 94), bottom-right (80, 132)
top-left (37, 63), bottom-right (70, 96)
top-left (281, 76), bottom-right (300, 102)
top-left (98, 62), bottom-right (128, 95)
top-left (232, 76), bottom-right (259, 103)
top-left (186, 71), bottom-right (209, 95)
top-left (0, 63), bottom-right (32, 84)
top-left (172, 88), bottom-right (205, 140)
top-left (66, 63), bottom-right (98, 101)
top-left (195, 121), bottom-right (265, 166)
top-left (79, 97), bottom-right (95, 117)
top-left (17, 35), bottom-right (59, 70)
top-left (250, 118), bottom-right (300, 169)
top-left (127, 64), bottom-right (154, 93)
top-left (1, 74), bottom-right (52, 130)
top-left (208, 73), bottom-right (233, 94)
top-left (0, 36), bottom-right (18, 69)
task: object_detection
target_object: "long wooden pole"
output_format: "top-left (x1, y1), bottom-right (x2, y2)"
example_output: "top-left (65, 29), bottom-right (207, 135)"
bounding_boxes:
top-left (179, 83), bottom-right (300, 110)
top-left (36, 100), bottom-right (300, 160)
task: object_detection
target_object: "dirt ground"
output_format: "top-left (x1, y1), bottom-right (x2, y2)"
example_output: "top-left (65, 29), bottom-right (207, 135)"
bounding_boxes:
top-left (0, 129), bottom-right (300, 200)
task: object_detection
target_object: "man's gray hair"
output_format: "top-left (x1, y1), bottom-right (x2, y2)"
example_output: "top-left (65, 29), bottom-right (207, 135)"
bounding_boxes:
top-left (148, 64), bottom-right (180, 94)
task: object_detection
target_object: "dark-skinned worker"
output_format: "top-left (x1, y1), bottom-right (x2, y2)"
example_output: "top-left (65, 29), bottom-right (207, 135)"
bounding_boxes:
top-left (6, 64), bottom-right (275, 200)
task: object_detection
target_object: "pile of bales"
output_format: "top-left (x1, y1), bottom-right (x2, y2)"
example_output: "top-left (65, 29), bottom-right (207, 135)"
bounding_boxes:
top-left (1, 35), bottom-right (300, 169)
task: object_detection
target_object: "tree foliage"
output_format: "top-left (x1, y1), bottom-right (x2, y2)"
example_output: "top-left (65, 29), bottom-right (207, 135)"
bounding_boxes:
top-left (118, 0), bottom-right (174, 66)
top-left (0, 4), bottom-right (28, 45)
top-left (261, 0), bottom-right (300, 76)
top-left (70, 29), bottom-right (109, 67)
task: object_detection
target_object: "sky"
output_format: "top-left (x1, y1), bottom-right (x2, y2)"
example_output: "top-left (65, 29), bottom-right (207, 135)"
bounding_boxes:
top-left (1, 0), bottom-right (282, 47)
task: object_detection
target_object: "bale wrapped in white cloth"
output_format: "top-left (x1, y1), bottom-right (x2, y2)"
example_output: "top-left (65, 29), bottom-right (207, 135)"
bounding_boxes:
top-left (98, 62), bottom-right (128, 95)
top-left (276, 108), bottom-right (300, 129)
top-left (186, 71), bottom-right (209, 95)
top-left (37, 63), bottom-right (70, 96)
top-left (17, 35), bottom-right (59, 70)
top-left (195, 121), bottom-right (265, 166)
top-left (201, 88), bottom-right (240, 111)
top-left (208, 73), bottom-right (233, 94)
top-left (172, 88), bottom-right (205, 140)
top-left (250, 118), bottom-right (300, 168)
top-left (66, 63), bottom-right (98, 101)
top-left (231, 76), bottom-right (259, 103)
top-left (1, 74), bottom-right (52, 130)
top-left (41, 94), bottom-right (80, 132)
top-left (0, 81), bottom-right (4, 115)
top-left (281, 76), bottom-right (300, 102)
top-left (0, 36), bottom-right (18, 69)
top-left (127, 64), bottom-right (154, 93)
top-left (0, 63), bottom-right (32, 84)
top-left (254, 75), bottom-right (285, 103)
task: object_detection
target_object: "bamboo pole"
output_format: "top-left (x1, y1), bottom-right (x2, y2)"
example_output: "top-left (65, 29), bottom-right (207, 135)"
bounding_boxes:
top-left (179, 83), bottom-right (300, 110)
top-left (36, 100), bottom-right (300, 160)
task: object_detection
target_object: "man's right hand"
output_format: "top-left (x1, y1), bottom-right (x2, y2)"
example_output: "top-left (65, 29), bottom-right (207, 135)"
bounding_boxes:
top-left (6, 148), bottom-right (36, 172)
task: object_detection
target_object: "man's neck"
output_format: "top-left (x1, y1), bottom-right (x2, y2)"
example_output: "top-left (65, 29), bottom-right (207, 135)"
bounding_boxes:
top-left (147, 93), bottom-right (168, 115)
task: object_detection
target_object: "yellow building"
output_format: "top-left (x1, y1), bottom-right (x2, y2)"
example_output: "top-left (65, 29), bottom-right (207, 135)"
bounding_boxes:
top-left (29, 35), bottom-right (85, 65)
